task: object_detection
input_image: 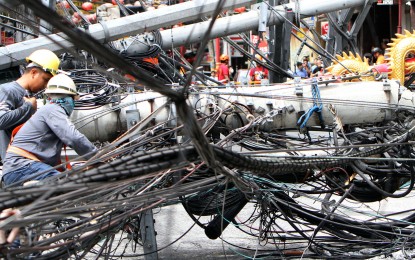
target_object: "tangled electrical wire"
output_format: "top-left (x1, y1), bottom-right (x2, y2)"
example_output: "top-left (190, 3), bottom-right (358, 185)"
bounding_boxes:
top-left (68, 69), bottom-right (129, 110)
top-left (3, 1), bottom-right (415, 259)
top-left (0, 95), bottom-right (415, 259)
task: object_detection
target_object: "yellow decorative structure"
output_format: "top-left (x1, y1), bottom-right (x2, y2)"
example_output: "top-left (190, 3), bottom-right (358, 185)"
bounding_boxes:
top-left (325, 52), bottom-right (372, 81)
top-left (388, 29), bottom-right (415, 85)
top-left (326, 30), bottom-right (415, 85)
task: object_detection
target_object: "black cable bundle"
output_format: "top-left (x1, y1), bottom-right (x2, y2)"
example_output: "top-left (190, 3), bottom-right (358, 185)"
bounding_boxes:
top-left (182, 183), bottom-right (245, 216)
top-left (65, 69), bottom-right (126, 109)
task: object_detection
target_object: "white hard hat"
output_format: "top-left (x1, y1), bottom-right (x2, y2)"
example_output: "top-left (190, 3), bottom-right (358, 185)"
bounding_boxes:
top-left (45, 74), bottom-right (77, 96)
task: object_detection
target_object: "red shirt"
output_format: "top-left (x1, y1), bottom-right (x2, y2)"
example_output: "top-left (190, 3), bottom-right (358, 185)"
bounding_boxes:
top-left (217, 63), bottom-right (229, 82)
top-left (249, 66), bottom-right (269, 81)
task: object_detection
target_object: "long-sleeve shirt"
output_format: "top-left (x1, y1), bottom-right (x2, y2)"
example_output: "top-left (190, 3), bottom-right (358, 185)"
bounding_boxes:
top-left (3, 103), bottom-right (97, 174)
top-left (0, 81), bottom-right (34, 161)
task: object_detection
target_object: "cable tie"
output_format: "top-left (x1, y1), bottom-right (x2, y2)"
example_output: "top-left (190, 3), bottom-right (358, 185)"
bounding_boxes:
top-left (98, 20), bottom-right (110, 43)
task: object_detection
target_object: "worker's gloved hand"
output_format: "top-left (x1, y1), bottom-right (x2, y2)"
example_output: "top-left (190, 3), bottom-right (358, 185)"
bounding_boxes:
top-left (24, 97), bottom-right (37, 111)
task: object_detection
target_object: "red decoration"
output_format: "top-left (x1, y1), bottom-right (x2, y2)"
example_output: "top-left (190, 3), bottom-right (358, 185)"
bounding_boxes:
top-left (234, 7), bottom-right (246, 13)
top-left (82, 2), bottom-right (93, 11)
top-left (112, 0), bottom-right (124, 5)
top-left (321, 21), bottom-right (329, 36)
top-left (58, 1), bottom-right (70, 9)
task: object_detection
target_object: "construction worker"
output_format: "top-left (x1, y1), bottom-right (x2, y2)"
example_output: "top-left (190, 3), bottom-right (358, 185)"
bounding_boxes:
top-left (2, 74), bottom-right (98, 186)
top-left (0, 49), bottom-right (60, 164)
top-left (217, 54), bottom-right (230, 84)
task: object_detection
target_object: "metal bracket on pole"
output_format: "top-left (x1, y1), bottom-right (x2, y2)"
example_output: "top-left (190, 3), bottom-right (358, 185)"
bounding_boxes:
top-left (125, 111), bottom-right (158, 260)
top-left (140, 210), bottom-right (158, 260)
top-left (258, 1), bottom-right (268, 32)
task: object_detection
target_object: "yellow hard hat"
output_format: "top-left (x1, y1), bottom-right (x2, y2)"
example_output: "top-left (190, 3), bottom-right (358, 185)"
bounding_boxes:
top-left (45, 74), bottom-right (77, 96)
top-left (26, 49), bottom-right (60, 76)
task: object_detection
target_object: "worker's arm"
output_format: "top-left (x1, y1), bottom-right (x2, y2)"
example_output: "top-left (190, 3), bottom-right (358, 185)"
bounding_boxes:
top-left (0, 90), bottom-right (34, 130)
top-left (47, 107), bottom-right (98, 159)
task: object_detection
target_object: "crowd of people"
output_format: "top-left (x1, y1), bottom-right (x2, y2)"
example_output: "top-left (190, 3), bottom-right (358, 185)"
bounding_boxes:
top-left (291, 42), bottom-right (389, 79)
top-left (293, 55), bottom-right (325, 79)
top-left (207, 53), bottom-right (270, 86)
top-left (184, 42), bottom-right (391, 87)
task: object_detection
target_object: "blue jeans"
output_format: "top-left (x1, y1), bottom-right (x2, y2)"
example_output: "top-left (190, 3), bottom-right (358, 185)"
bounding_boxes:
top-left (3, 161), bottom-right (60, 186)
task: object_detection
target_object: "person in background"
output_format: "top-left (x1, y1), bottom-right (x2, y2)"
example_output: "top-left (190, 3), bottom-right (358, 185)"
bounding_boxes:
top-left (363, 52), bottom-right (373, 65)
top-left (310, 57), bottom-right (319, 72)
top-left (302, 56), bottom-right (311, 77)
top-left (217, 54), bottom-right (230, 84)
top-left (249, 54), bottom-right (269, 83)
top-left (372, 47), bottom-right (386, 65)
top-left (210, 69), bottom-right (218, 81)
top-left (0, 49), bottom-right (60, 164)
top-left (310, 58), bottom-right (324, 77)
top-left (294, 61), bottom-right (308, 78)
top-left (2, 74), bottom-right (98, 186)
top-left (207, 69), bottom-right (218, 86)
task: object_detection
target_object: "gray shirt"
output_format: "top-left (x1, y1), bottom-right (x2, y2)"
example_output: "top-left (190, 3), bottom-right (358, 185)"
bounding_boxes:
top-left (0, 81), bottom-right (34, 161)
top-left (3, 103), bottom-right (97, 174)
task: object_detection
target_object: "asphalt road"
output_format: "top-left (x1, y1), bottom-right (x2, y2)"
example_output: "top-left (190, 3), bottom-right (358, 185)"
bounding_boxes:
top-left (86, 195), bottom-right (415, 260)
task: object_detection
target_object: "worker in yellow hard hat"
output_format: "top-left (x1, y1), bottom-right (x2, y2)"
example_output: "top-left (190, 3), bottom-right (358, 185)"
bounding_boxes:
top-left (0, 49), bottom-right (60, 164)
